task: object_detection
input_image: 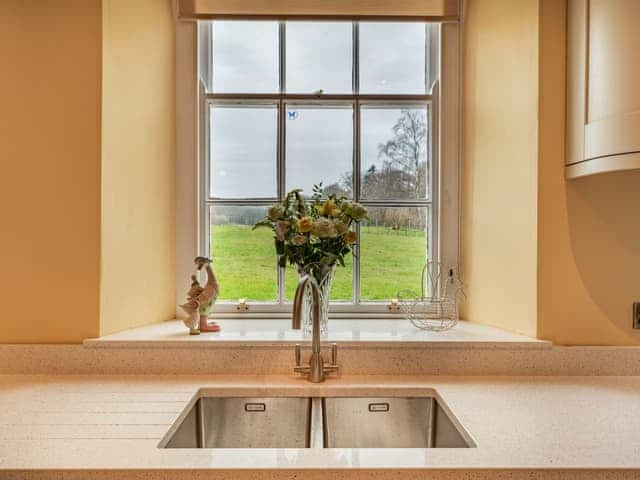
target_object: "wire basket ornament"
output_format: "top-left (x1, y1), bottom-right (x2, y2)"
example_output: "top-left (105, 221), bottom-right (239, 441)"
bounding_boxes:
top-left (397, 262), bottom-right (464, 332)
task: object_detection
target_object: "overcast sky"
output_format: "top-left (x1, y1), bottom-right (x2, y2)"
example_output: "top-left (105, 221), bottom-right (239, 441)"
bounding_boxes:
top-left (208, 21), bottom-right (431, 199)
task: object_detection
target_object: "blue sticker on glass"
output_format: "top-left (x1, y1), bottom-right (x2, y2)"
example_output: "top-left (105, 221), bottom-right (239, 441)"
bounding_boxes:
top-left (287, 111), bottom-right (299, 120)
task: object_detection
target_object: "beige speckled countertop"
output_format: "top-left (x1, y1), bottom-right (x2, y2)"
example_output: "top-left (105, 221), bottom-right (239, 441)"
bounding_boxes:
top-left (83, 319), bottom-right (552, 349)
top-left (1, 374), bottom-right (639, 478)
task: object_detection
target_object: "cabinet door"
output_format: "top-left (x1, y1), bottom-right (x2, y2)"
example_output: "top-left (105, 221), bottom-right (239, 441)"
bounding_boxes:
top-left (566, 0), bottom-right (640, 176)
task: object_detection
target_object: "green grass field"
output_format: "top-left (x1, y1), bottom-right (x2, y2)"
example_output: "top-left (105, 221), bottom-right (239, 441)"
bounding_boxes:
top-left (210, 224), bottom-right (427, 302)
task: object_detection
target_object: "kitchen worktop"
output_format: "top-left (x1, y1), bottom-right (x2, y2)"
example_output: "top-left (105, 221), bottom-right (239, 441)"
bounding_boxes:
top-left (83, 319), bottom-right (552, 349)
top-left (1, 374), bottom-right (639, 479)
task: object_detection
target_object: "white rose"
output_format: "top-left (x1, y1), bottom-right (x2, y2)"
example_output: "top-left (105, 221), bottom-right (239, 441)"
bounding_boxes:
top-left (349, 203), bottom-right (367, 221)
top-left (311, 218), bottom-right (337, 238)
top-left (334, 220), bottom-right (349, 234)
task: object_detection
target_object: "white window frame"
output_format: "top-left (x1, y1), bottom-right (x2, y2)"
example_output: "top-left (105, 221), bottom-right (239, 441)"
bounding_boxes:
top-left (175, 18), bottom-right (460, 319)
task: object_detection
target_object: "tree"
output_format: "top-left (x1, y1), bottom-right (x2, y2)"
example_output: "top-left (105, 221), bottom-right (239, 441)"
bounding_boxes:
top-left (377, 109), bottom-right (427, 199)
top-left (323, 181), bottom-right (351, 198)
top-left (358, 110), bottom-right (428, 229)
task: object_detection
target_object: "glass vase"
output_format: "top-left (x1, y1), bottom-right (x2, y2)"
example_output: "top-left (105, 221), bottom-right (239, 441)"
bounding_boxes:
top-left (298, 264), bottom-right (335, 339)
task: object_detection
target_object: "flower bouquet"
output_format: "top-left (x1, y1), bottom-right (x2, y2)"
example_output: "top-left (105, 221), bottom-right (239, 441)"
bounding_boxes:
top-left (254, 185), bottom-right (367, 335)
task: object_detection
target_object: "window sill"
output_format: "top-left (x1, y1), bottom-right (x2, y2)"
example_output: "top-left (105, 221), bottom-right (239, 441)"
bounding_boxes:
top-left (84, 319), bottom-right (551, 350)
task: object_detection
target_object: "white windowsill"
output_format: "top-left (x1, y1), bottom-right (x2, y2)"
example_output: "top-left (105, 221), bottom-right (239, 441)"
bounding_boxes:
top-left (84, 318), bottom-right (551, 350)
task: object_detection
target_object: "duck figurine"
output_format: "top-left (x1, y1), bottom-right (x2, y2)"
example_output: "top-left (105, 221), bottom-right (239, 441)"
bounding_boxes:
top-left (180, 257), bottom-right (220, 334)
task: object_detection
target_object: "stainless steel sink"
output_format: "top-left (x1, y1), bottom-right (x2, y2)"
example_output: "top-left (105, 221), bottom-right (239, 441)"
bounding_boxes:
top-left (162, 397), bottom-right (311, 448)
top-left (161, 395), bottom-right (472, 449)
top-left (323, 397), bottom-right (471, 448)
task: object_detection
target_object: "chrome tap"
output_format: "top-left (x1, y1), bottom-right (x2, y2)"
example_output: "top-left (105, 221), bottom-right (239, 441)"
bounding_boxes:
top-left (291, 273), bottom-right (339, 382)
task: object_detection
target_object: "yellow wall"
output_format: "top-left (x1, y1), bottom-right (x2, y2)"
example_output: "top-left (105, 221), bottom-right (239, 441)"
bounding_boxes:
top-left (460, 0), bottom-right (539, 337)
top-left (0, 1), bottom-right (102, 343)
top-left (463, 0), bottom-right (640, 345)
top-left (537, 0), bottom-right (640, 345)
top-left (0, 1), bottom-right (176, 343)
top-left (538, 169), bottom-right (640, 345)
top-left (100, 0), bottom-right (176, 336)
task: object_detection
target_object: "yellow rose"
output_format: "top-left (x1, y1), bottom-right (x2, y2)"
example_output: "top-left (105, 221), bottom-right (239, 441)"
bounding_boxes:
top-left (296, 217), bottom-right (313, 233)
top-left (316, 199), bottom-right (335, 216)
top-left (344, 231), bottom-right (358, 244)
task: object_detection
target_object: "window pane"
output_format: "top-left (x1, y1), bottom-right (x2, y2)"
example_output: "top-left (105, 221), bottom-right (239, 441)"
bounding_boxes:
top-left (210, 206), bottom-right (277, 301)
top-left (285, 106), bottom-right (353, 197)
top-left (286, 22), bottom-right (353, 94)
top-left (360, 106), bottom-right (429, 200)
top-left (360, 207), bottom-right (429, 301)
top-left (283, 255), bottom-right (353, 302)
top-left (359, 22), bottom-right (426, 94)
top-left (212, 21), bottom-right (279, 93)
top-left (210, 105), bottom-right (277, 199)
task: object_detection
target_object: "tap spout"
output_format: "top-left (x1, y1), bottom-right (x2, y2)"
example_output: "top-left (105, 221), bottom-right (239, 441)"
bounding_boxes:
top-left (291, 273), bottom-right (326, 382)
top-left (291, 274), bottom-right (309, 330)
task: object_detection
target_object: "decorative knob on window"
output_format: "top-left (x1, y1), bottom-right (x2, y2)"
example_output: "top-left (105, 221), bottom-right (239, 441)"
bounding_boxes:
top-left (388, 298), bottom-right (401, 312)
top-left (235, 298), bottom-right (249, 312)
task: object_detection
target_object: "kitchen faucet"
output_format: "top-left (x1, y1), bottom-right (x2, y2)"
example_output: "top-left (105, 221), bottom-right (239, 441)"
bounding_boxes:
top-left (291, 273), bottom-right (339, 382)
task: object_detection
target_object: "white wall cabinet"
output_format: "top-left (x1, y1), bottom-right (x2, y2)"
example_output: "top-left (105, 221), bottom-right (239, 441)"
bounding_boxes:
top-left (566, 0), bottom-right (640, 178)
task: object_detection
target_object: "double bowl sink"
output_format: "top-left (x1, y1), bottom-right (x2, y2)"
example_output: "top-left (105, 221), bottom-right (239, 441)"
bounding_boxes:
top-left (161, 396), bottom-right (473, 449)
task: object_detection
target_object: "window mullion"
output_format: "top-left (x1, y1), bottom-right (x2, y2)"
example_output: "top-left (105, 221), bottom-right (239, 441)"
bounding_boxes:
top-left (279, 21), bottom-right (286, 95)
top-left (277, 21), bottom-right (286, 202)
top-left (352, 21), bottom-right (359, 95)
top-left (424, 22), bottom-right (430, 94)
top-left (354, 220), bottom-right (361, 305)
top-left (353, 102), bottom-right (361, 304)
top-left (353, 21), bottom-right (361, 305)
top-left (277, 99), bottom-right (286, 304)
top-left (277, 21), bottom-right (286, 304)
top-left (359, 201), bottom-right (432, 207)
top-left (277, 101), bottom-right (286, 202)
top-left (202, 96), bottom-right (211, 260)
top-left (206, 199), bottom-right (280, 207)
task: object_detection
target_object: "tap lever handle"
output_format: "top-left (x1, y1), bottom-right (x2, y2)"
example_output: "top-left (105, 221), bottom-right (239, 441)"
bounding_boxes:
top-left (331, 343), bottom-right (338, 365)
top-left (295, 344), bottom-right (301, 366)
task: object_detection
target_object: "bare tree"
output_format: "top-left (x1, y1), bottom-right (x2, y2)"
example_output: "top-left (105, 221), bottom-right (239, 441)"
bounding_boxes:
top-left (323, 181), bottom-right (351, 198)
top-left (377, 109), bottom-right (427, 198)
